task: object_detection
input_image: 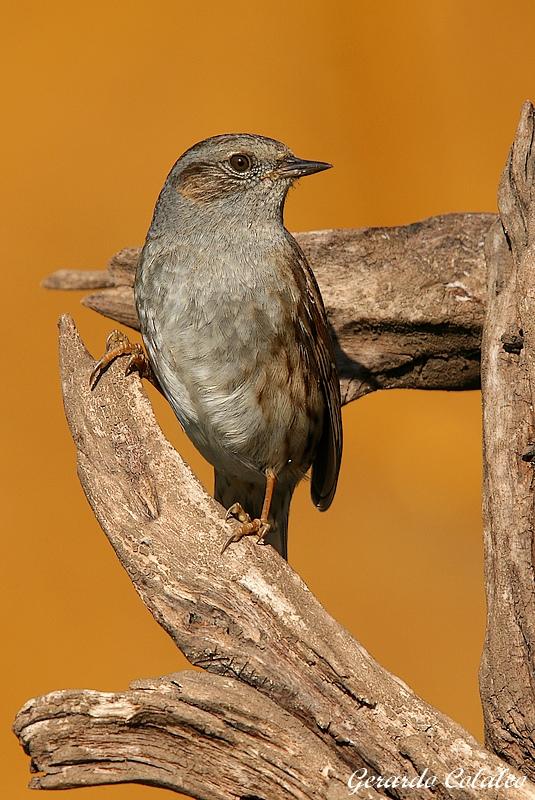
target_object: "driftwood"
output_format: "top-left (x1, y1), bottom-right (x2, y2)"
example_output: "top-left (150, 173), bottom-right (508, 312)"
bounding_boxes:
top-left (13, 104), bottom-right (535, 797)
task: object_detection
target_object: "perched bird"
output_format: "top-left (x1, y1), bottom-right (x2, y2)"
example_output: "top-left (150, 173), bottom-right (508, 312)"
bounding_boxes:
top-left (91, 134), bottom-right (342, 559)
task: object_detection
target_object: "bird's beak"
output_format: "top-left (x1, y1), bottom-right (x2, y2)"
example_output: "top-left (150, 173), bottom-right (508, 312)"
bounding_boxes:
top-left (277, 156), bottom-right (333, 178)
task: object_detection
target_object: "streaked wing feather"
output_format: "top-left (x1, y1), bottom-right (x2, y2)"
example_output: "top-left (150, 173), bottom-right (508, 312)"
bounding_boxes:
top-left (286, 234), bottom-right (343, 510)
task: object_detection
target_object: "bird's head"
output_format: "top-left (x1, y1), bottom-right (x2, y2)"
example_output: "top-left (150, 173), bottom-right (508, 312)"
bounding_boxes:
top-left (158, 133), bottom-right (331, 225)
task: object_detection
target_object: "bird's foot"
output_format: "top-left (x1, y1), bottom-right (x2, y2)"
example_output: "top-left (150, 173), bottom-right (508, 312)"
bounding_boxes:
top-left (222, 503), bottom-right (271, 554)
top-left (90, 330), bottom-right (154, 390)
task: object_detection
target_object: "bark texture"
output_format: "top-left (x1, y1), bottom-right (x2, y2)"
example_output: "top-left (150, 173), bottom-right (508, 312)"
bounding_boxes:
top-left (13, 315), bottom-right (535, 798)
top-left (43, 213), bottom-right (494, 402)
top-left (14, 672), bottom-right (353, 798)
top-left (480, 101), bottom-right (535, 777)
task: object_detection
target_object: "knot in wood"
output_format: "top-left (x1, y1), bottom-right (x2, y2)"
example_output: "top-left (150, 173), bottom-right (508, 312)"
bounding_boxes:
top-left (521, 443), bottom-right (535, 463)
top-left (501, 328), bottom-right (524, 354)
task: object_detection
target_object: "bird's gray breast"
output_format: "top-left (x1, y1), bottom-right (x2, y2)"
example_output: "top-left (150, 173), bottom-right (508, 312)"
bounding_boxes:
top-left (135, 235), bottom-right (320, 479)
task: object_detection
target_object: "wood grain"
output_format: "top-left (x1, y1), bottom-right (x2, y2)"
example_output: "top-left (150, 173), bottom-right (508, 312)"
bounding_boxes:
top-left (480, 101), bottom-right (535, 778)
top-left (13, 314), bottom-right (535, 798)
top-left (15, 111), bottom-right (535, 796)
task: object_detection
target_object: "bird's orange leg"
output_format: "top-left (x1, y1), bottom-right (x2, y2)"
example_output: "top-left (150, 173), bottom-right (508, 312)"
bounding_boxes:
top-left (221, 469), bottom-right (276, 554)
top-left (90, 330), bottom-right (158, 390)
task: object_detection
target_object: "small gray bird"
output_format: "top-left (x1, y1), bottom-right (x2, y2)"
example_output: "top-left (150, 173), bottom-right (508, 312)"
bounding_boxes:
top-left (92, 134), bottom-right (342, 559)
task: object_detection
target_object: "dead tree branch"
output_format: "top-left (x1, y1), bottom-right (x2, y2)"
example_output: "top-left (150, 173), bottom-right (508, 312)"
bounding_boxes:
top-left (480, 101), bottom-right (535, 777)
top-left (14, 672), bottom-right (352, 798)
top-left (43, 213), bottom-right (494, 402)
top-left (13, 314), bottom-right (535, 798)
top-left (14, 106), bottom-right (535, 797)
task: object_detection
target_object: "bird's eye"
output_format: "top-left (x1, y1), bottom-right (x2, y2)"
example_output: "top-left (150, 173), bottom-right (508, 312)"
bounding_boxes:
top-left (229, 153), bottom-right (252, 173)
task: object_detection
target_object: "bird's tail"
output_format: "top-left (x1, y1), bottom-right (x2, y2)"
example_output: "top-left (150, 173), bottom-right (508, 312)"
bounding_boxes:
top-left (214, 470), bottom-right (292, 560)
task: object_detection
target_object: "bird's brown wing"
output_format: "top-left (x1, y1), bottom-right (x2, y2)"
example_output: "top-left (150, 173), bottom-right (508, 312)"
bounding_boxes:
top-left (287, 234), bottom-right (343, 511)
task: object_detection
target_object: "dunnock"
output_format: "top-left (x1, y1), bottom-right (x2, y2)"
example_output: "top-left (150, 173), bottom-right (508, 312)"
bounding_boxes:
top-left (91, 134), bottom-right (342, 559)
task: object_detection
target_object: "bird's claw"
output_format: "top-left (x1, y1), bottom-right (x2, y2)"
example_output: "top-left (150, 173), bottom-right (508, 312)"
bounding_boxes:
top-left (225, 502), bottom-right (251, 524)
top-left (90, 330), bottom-right (151, 390)
top-left (222, 503), bottom-right (271, 554)
top-left (124, 348), bottom-right (148, 377)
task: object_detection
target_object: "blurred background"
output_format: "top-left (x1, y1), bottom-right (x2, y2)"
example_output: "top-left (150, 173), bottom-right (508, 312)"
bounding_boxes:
top-left (3, 1), bottom-right (533, 796)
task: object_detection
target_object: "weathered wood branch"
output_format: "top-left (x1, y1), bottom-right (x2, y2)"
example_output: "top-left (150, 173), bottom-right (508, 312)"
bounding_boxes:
top-left (480, 101), bottom-right (535, 777)
top-left (14, 671), bottom-right (352, 798)
top-left (13, 314), bottom-right (535, 798)
top-left (16, 105), bottom-right (535, 796)
top-left (43, 213), bottom-right (495, 402)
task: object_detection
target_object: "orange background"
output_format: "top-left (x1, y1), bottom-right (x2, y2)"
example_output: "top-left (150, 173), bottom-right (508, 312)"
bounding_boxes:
top-left (2, 1), bottom-right (533, 797)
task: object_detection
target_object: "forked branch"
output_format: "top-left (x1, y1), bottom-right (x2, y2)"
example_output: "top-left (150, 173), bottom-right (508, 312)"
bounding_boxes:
top-left (12, 315), bottom-right (535, 798)
top-left (13, 105), bottom-right (535, 797)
